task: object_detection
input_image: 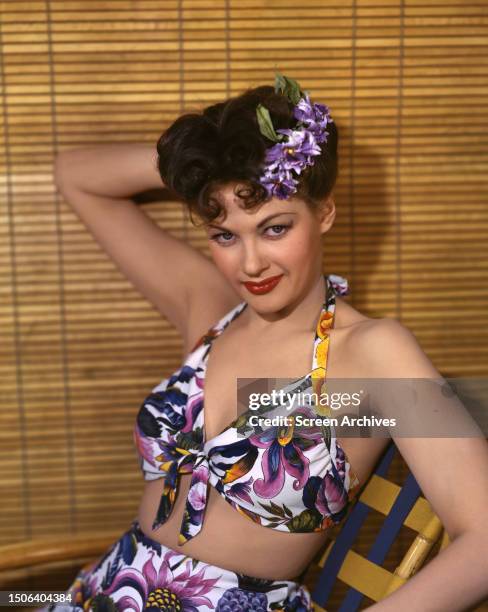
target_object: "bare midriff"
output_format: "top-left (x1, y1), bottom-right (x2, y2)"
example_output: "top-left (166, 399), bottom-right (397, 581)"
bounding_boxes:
top-left (136, 474), bottom-right (332, 580)
top-left (136, 434), bottom-right (387, 579)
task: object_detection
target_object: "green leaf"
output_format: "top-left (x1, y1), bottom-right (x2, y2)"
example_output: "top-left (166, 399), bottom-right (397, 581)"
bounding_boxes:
top-left (274, 71), bottom-right (303, 105)
top-left (282, 503), bottom-right (293, 518)
top-left (321, 424), bottom-right (332, 452)
top-left (258, 501), bottom-right (276, 514)
top-left (269, 501), bottom-right (286, 517)
top-left (177, 430), bottom-right (201, 451)
top-left (130, 533), bottom-right (138, 555)
top-left (256, 104), bottom-right (282, 142)
top-left (91, 595), bottom-right (117, 612)
top-left (287, 508), bottom-right (322, 532)
top-left (258, 501), bottom-right (284, 517)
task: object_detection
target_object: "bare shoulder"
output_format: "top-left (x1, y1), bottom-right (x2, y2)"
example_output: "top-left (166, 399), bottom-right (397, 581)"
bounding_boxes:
top-left (333, 295), bottom-right (442, 378)
top-left (348, 315), bottom-right (441, 379)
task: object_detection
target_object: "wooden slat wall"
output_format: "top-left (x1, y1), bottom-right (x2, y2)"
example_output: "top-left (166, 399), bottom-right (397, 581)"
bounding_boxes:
top-left (1, 0), bottom-right (487, 594)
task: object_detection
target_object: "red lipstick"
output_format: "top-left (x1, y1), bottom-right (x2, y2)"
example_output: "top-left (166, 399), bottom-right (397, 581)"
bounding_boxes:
top-left (243, 274), bottom-right (284, 295)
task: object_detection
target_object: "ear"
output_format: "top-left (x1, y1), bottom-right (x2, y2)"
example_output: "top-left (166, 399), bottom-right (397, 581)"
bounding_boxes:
top-left (317, 193), bottom-right (336, 234)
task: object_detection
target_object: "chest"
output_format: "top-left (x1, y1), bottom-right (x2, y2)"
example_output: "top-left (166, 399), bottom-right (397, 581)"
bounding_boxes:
top-left (201, 326), bottom-right (352, 441)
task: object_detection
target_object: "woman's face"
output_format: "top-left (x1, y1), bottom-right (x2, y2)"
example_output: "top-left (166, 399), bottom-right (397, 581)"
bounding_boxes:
top-left (203, 182), bottom-right (336, 312)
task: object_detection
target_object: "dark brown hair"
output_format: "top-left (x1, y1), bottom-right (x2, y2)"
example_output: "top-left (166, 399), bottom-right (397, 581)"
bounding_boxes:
top-left (156, 85), bottom-right (338, 225)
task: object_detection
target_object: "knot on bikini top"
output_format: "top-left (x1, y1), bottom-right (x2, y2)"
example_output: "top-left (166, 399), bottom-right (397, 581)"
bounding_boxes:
top-left (133, 273), bottom-right (361, 546)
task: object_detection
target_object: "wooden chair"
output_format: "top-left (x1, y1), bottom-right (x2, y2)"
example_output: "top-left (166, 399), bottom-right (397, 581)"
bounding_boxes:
top-left (309, 441), bottom-right (459, 611)
top-left (0, 531), bottom-right (121, 575)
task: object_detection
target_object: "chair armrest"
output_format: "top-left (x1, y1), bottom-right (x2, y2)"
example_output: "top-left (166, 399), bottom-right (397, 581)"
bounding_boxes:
top-left (0, 531), bottom-right (121, 572)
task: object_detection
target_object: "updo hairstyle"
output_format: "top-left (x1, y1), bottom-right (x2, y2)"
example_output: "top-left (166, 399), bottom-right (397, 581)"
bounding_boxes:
top-left (156, 85), bottom-right (338, 225)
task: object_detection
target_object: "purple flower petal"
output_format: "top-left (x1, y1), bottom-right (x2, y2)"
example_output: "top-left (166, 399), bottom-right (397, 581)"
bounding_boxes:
top-left (257, 89), bottom-right (333, 200)
top-left (282, 442), bottom-right (310, 490)
top-left (116, 595), bottom-right (141, 612)
top-left (316, 472), bottom-right (348, 516)
top-left (187, 478), bottom-right (207, 511)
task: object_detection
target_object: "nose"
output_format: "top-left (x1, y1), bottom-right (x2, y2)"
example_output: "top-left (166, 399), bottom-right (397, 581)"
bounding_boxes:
top-left (241, 238), bottom-right (269, 277)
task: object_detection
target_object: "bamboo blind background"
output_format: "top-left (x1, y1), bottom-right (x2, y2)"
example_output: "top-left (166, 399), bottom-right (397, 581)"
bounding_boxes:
top-left (1, 0), bottom-right (487, 600)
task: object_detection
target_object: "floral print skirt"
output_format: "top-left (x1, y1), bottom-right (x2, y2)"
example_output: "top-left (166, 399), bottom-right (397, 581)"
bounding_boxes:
top-left (37, 519), bottom-right (313, 612)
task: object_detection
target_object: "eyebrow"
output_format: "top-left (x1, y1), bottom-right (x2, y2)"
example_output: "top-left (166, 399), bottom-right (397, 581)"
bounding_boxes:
top-left (207, 211), bottom-right (297, 231)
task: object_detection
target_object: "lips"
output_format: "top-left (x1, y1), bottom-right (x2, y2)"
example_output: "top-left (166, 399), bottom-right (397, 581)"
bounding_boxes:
top-left (242, 274), bottom-right (284, 295)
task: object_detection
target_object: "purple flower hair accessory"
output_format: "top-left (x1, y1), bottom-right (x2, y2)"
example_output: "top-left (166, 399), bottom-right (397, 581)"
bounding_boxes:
top-left (256, 72), bottom-right (334, 200)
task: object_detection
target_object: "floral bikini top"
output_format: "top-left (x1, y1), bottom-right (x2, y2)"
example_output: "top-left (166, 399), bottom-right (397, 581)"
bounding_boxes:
top-left (133, 273), bottom-right (362, 546)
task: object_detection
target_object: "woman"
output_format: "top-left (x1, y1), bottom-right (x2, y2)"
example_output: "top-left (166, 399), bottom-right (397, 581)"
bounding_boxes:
top-left (46, 74), bottom-right (488, 611)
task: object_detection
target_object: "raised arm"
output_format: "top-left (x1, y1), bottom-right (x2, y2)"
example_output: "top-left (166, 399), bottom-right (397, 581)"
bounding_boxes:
top-left (54, 143), bottom-right (241, 351)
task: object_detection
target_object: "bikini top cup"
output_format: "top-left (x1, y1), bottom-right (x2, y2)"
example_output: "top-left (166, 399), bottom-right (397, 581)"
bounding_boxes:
top-left (133, 273), bottom-right (362, 546)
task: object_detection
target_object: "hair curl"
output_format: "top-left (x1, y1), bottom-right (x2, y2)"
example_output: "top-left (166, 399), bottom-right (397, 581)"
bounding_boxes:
top-left (156, 85), bottom-right (338, 225)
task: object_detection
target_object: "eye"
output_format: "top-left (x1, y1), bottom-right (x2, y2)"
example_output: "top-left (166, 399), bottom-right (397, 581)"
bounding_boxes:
top-left (265, 223), bottom-right (292, 237)
top-left (209, 231), bottom-right (235, 246)
top-left (208, 223), bottom-right (293, 246)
